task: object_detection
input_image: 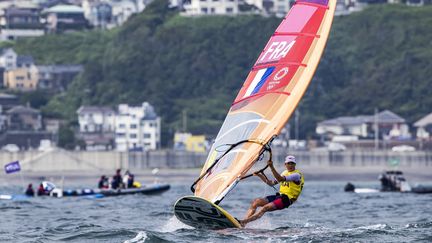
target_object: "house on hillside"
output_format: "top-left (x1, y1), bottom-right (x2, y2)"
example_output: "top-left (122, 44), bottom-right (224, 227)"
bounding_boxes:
top-left (77, 103), bottom-right (161, 151)
top-left (182, 0), bottom-right (241, 16)
top-left (82, 0), bottom-right (147, 29)
top-left (0, 103), bottom-right (53, 149)
top-left (414, 113), bottom-right (432, 140)
top-left (3, 67), bottom-right (38, 91)
top-left (0, 48), bottom-right (17, 70)
top-left (35, 64), bottom-right (83, 91)
top-left (82, 1), bottom-right (113, 29)
top-left (17, 55), bottom-right (34, 68)
top-left (0, 4), bottom-right (45, 40)
top-left (6, 105), bottom-right (42, 131)
top-left (316, 110), bottom-right (410, 141)
top-left (77, 106), bottom-right (116, 133)
top-left (76, 106), bottom-right (116, 150)
top-left (43, 4), bottom-right (89, 33)
top-left (0, 93), bottom-right (19, 111)
top-left (406, 0), bottom-right (432, 6)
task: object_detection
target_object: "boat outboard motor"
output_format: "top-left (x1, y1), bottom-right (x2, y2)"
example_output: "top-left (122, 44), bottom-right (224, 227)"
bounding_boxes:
top-left (41, 181), bottom-right (61, 197)
top-left (344, 182), bottom-right (355, 192)
top-left (42, 181), bottom-right (56, 192)
top-left (379, 173), bottom-right (392, 191)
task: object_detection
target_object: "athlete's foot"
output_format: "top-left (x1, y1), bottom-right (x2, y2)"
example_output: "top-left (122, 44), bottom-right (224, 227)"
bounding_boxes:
top-left (238, 220), bottom-right (246, 228)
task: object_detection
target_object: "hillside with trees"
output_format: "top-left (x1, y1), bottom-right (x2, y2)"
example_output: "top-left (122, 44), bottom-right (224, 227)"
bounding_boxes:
top-left (10, 0), bottom-right (432, 145)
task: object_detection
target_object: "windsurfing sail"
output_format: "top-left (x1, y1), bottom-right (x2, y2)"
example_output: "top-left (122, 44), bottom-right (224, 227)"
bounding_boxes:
top-left (193, 0), bottom-right (337, 204)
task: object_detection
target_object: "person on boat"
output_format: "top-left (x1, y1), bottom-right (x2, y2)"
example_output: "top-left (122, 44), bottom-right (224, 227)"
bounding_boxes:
top-left (25, 183), bottom-right (35, 196)
top-left (98, 175), bottom-right (109, 189)
top-left (123, 170), bottom-right (132, 188)
top-left (240, 155), bottom-right (304, 227)
top-left (37, 183), bottom-right (46, 196)
top-left (112, 169), bottom-right (123, 189)
top-left (127, 174), bottom-right (135, 188)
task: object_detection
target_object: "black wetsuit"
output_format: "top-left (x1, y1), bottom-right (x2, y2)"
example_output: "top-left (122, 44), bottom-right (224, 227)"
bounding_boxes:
top-left (25, 188), bottom-right (34, 196)
top-left (112, 174), bottom-right (122, 189)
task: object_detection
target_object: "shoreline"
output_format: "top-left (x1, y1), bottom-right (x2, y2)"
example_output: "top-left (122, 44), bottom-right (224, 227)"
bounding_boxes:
top-left (1, 167), bottom-right (431, 186)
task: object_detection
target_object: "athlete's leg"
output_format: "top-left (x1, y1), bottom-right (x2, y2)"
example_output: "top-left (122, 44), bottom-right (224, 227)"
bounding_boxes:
top-left (240, 202), bottom-right (277, 227)
top-left (244, 197), bottom-right (269, 219)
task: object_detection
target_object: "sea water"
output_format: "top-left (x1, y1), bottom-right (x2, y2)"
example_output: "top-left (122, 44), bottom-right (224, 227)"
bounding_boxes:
top-left (1, 180), bottom-right (431, 242)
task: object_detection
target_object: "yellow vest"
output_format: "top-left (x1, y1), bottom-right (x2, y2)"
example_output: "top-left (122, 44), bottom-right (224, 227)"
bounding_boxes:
top-left (279, 169), bottom-right (304, 201)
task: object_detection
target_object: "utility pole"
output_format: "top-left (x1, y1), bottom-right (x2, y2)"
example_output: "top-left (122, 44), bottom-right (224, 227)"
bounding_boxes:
top-left (182, 109), bottom-right (187, 133)
top-left (374, 108), bottom-right (379, 150)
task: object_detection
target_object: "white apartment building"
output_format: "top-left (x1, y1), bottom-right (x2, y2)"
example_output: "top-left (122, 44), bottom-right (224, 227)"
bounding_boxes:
top-left (115, 102), bottom-right (161, 151)
top-left (0, 48), bottom-right (17, 70)
top-left (182, 0), bottom-right (240, 15)
top-left (77, 106), bottom-right (116, 133)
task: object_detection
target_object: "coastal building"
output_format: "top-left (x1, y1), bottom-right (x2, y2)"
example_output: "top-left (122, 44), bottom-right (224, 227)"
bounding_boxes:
top-left (43, 118), bottom-right (63, 134)
top-left (77, 106), bottom-right (116, 133)
top-left (77, 106), bottom-right (116, 150)
top-left (6, 105), bottom-right (43, 131)
top-left (316, 110), bottom-right (410, 141)
top-left (82, 0), bottom-right (151, 29)
top-left (115, 102), bottom-right (161, 151)
top-left (335, 0), bottom-right (363, 15)
top-left (82, 0), bottom-right (113, 29)
top-left (17, 55), bottom-right (34, 68)
top-left (0, 48), bottom-right (17, 70)
top-left (0, 4), bottom-right (45, 40)
top-left (174, 132), bottom-right (207, 152)
top-left (273, 0), bottom-right (293, 16)
top-left (35, 64), bottom-right (83, 91)
top-left (182, 0), bottom-right (241, 15)
top-left (0, 93), bottom-right (19, 111)
top-left (3, 67), bottom-right (38, 91)
top-left (3, 64), bottom-right (83, 92)
top-left (0, 103), bottom-right (54, 150)
top-left (414, 113), bottom-right (432, 140)
top-left (406, 0), bottom-right (432, 6)
top-left (43, 4), bottom-right (89, 33)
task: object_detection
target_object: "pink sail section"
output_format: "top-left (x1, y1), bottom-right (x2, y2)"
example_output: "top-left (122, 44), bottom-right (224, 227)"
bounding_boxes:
top-left (195, 0), bottom-right (336, 203)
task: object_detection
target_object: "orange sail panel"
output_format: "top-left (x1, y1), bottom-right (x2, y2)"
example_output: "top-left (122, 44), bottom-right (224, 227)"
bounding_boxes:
top-left (195, 0), bottom-right (336, 203)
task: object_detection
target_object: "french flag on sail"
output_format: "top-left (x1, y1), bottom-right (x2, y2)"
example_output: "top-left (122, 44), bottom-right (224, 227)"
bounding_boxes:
top-left (242, 67), bottom-right (275, 98)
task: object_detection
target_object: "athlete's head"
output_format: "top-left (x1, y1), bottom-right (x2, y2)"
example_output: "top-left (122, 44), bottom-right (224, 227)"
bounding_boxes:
top-left (284, 155), bottom-right (296, 171)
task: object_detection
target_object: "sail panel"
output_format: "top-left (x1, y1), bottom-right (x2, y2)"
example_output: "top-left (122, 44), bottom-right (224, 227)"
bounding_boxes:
top-left (195, 0), bottom-right (336, 203)
top-left (275, 5), bottom-right (325, 34)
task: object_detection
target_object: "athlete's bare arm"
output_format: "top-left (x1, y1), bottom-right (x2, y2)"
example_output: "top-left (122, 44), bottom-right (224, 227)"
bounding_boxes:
top-left (254, 173), bottom-right (277, 186)
top-left (268, 160), bottom-right (285, 182)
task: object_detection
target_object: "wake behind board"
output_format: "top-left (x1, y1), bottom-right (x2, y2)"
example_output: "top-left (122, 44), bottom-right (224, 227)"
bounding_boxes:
top-left (174, 196), bottom-right (241, 230)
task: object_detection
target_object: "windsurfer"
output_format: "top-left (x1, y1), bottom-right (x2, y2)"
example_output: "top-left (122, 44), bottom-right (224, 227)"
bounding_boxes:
top-left (240, 155), bottom-right (304, 227)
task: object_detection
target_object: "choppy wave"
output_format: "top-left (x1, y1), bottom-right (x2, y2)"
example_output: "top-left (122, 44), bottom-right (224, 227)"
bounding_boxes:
top-left (1, 181), bottom-right (432, 242)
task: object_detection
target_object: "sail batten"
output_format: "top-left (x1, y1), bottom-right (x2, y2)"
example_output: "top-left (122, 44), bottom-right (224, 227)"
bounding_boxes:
top-left (296, 2), bottom-right (330, 9)
top-left (194, 0), bottom-right (336, 203)
top-left (253, 61), bottom-right (307, 70)
top-left (232, 91), bottom-right (291, 106)
top-left (274, 32), bottom-right (321, 38)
